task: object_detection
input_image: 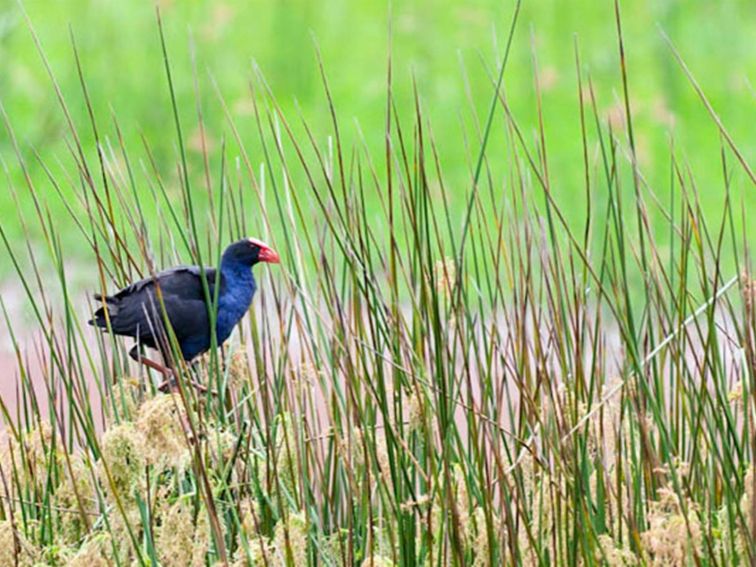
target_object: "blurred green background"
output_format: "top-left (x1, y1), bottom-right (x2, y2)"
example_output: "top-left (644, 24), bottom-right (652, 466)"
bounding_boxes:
top-left (0, 0), bottom-right (754, 270)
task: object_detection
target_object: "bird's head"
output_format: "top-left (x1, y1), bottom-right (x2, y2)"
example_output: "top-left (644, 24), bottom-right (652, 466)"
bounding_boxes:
top-left (222, 238), bottom-right (280, 267)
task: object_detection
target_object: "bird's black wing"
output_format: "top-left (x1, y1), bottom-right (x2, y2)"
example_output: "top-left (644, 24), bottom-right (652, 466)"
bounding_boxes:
top-left (89, 266), bottom-right (223, 345)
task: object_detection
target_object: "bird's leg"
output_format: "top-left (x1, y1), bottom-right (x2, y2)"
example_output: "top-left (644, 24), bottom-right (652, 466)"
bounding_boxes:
top-left (129, 345), bottom-right (172, 376)
top-left (129, 345), bottom-right (177, 391)
top-left (156, 367), bottom-right (210, 395)
top-left (129, 345), bottom-right (209, 394)
top-left (166, 377), bottom-right (210, 395)
top-left (128, 347), bottom-right (201, 443)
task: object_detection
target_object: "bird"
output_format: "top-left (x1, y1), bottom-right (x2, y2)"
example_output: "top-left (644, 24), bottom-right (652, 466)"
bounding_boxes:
top-left (89, 238), bottom-right (280, 390)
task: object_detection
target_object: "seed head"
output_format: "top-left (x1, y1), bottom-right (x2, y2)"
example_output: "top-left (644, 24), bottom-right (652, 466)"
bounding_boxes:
top-left (741, 272), bottom-right (756, 312)
top-left (159, 500), bottom-right (194, 566)
top-left (434, 257), bottom-right (456, 299)
top-left (0, 520), bottom-right (39, 566)
top-left (640, 487), bottom-right (702, 565)
top-left (406, 386), bottom-right (428, 433)
top-left (99, 422), bottom-right (145, 500)
top-left (66, 533), bottom-right (113, 567)
top-left (595, 534), bottom-right (639, 566)
top-left (272, 511), bottom-right (308, 566)
top-left (360, 555), bottom-right (395, 567)
top-left (470, 507), bottom-right (503, 567)
top-left (136, 394), bottom-right (190, 468)
top-left (228, 348), bottom-right (251, 389)
top-left (55, 451), bottom-right (97, 543)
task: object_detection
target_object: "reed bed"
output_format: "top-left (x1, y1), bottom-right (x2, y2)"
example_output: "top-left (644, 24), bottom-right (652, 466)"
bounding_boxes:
top-left (0, 3), bottom-right (754, 565)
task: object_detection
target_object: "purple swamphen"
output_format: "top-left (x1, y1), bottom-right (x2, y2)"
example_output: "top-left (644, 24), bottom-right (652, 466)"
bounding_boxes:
top-left (89, 238), bottom-right (280, 389)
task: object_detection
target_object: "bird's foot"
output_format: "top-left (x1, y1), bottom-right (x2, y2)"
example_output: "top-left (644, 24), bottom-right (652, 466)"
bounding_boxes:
top-left (157, 371), bottom-right (215, 395)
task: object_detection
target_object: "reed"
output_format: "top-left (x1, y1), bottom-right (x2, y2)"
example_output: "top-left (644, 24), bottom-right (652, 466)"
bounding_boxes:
top-left (0, 2), bottom-right (753, 565)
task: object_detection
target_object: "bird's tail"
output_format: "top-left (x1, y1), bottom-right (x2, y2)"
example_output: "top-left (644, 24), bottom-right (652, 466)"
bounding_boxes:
top-left (89, 294), bottom-right (117, 328)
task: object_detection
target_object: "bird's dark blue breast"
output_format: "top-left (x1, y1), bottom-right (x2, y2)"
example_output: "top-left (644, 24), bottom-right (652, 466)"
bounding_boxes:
top-left (179, 263), bottom-right (257, 361)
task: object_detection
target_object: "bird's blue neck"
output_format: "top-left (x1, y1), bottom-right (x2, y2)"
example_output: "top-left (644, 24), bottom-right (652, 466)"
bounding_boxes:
top-left (215, 258), bottom-right (257, 343)
top-left (220, 256), bottom-right (254, 285)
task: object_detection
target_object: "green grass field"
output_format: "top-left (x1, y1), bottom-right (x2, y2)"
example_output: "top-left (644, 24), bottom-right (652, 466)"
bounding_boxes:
top-left (1, 0), bottom-right (755, 259)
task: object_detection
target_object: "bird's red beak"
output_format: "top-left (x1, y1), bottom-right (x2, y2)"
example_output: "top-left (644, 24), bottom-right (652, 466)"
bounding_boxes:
top-left (248, 237), bottom-right (280, 264)
top-left (258, 245), bottom-right (280, 264)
